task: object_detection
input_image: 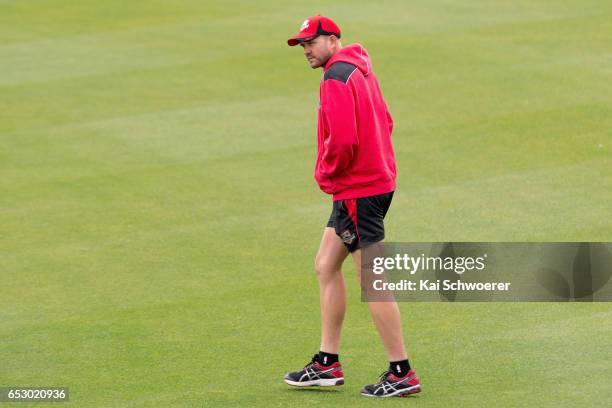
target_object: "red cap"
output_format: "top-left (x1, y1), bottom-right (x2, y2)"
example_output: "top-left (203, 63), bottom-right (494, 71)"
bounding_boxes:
top-left (287, 15), bottom-right (341, 46)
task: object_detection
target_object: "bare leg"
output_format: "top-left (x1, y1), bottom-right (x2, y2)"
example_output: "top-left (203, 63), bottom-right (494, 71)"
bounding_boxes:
top-left (352, 248), bottom-right (408, 361)
top-left (315, 227), bottom-right (349, 354)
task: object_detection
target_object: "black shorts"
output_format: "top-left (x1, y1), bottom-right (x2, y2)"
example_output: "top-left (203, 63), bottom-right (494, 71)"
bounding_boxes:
top-left (326, 191), bottom-right (394, 252)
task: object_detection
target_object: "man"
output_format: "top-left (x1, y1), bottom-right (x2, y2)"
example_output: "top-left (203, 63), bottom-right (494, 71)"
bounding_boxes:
top-left (283, 15), bottom-right (421, 398)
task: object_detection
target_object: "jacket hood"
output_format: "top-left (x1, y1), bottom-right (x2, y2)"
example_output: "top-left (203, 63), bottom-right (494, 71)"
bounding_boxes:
top-left (324, 43), bottom-right (372, 76)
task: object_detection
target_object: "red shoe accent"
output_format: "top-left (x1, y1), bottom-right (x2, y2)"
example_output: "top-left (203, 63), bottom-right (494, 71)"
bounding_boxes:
top-left (313, 361), bottom-right (341, 370)
top-left (313, 361), bottom-right (343, 378)
top-left (389, 369), bottom-right (420, 384)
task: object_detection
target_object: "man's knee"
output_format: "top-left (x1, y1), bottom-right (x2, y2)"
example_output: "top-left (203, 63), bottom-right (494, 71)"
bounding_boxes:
top-left (315, 256), bottom-right (341, 278)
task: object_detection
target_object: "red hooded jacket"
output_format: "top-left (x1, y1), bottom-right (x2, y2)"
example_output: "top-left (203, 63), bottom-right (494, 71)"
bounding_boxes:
top-left (315, 43), bottom-right (396, 200)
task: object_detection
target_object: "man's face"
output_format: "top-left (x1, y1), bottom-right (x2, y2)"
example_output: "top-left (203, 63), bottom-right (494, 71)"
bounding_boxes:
top-left (300, 36), bottom-right (333, 69)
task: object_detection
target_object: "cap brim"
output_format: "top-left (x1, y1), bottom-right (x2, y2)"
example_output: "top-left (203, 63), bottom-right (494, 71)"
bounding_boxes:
top-left (287, 34), bottom-right (317, 46)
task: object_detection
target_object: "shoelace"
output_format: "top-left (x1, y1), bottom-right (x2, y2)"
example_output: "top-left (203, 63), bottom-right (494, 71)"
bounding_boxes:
top-left (304, 354), bottom-right (319, 369)
top-left (377, 370), bottom-right (393, 384)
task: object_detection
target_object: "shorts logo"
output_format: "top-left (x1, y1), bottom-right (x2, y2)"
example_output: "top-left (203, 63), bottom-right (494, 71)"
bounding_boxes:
top-left (300, 19), bottom-right (310, 31)
top-left (340, 229), bottom-right (356, 245)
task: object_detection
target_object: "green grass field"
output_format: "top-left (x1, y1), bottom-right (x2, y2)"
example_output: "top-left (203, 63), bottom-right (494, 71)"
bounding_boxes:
top-left (1, 1), bottom-right (611, 406)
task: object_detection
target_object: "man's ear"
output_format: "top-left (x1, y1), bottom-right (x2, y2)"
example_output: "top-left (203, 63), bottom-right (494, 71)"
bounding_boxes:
top-left (330, 35), bottom-right (340, 48)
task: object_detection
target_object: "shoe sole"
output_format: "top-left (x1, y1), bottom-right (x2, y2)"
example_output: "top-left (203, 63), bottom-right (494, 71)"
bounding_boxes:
top-left (284, 378), bottom-right (345, 387)
top-left (361, 384), bottom-right (421, 397)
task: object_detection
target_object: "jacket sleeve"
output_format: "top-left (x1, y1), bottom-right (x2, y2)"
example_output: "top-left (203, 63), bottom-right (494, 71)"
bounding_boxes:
top-left (319, 79), bottom-right (358, 179)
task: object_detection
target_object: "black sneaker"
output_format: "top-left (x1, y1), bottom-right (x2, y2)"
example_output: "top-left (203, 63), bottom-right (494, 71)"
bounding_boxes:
top-left (284, 354), bottom-right (345, 387)
top-left (361, 369), bottom-right (421, 397)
